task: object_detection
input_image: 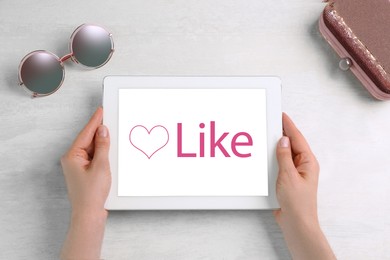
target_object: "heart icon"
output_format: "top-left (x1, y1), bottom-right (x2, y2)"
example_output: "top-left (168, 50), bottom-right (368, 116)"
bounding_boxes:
top-left (129, 125), bottom-right (170, 159)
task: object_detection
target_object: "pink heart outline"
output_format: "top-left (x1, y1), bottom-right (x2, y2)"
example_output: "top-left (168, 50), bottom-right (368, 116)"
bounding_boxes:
top-left (129, 125), bottom-right (170, 159)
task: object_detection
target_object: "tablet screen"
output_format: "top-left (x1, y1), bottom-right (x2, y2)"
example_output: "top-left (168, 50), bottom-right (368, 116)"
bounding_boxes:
top-left (117, 88), bottom-right (268, 196)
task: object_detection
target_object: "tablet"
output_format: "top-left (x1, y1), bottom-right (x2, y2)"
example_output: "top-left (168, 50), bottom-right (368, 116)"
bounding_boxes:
top-left (103, 76), bottom-right (281, 210)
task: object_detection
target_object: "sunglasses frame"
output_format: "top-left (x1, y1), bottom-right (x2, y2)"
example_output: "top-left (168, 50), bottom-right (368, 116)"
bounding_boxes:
top-left (18, 24), bottom-right (114, 98)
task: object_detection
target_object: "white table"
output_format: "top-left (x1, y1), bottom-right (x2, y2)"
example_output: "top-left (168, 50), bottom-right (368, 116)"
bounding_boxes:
top-left (1, 0), bottom-right (389, 259)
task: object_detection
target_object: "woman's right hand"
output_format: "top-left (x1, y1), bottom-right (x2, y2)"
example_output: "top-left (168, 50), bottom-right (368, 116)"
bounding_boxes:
top-left (274, 113), bottom-right (335, 260)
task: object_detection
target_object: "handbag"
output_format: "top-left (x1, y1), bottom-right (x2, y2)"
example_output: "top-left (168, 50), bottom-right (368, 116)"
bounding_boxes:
top-left (319, 0), bottom-right (390, 100)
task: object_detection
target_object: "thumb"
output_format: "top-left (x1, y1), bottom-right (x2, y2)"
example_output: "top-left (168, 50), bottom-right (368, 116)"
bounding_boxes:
top-left (276, 136), bottom-right (298, 177)
top-left (91, 125), bottom-right (110, 171)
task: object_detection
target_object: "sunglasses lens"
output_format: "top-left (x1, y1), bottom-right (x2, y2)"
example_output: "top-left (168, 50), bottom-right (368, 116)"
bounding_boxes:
top-left (71, 25), bottom-right (113, 68)
top-left (19, 51), bottom-right (64, 95)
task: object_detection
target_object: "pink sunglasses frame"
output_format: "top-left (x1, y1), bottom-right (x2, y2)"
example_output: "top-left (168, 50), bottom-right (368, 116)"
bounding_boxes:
top-left (18, 24), bottom-right (114, 98)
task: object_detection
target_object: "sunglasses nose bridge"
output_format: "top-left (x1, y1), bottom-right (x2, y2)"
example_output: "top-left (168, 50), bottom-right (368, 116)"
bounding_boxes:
top-left (60, 53), bottom-right (73, 63)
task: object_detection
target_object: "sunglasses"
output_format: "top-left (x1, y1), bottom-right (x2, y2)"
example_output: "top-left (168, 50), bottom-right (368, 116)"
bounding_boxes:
top-left (18, 24), bottom-right (114, 97)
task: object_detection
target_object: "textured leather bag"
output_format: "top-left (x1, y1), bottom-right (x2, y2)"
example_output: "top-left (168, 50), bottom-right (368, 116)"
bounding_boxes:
top-left (319, 0), bottom-right (390, 100)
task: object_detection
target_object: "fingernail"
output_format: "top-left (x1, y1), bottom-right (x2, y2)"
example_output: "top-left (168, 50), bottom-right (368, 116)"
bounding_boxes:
top-left (98, 125), bottom-right (107, 137)
top-left (280, 136), bottom-right (289, 148)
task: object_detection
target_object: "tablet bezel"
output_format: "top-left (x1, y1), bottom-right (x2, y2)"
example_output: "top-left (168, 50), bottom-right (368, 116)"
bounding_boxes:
top-left (103, 76), bottom-right (281, 210)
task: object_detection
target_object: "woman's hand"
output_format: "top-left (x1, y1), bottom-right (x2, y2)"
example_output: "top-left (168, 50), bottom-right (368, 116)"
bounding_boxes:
top-left (60, 107), bottom-right (111, 260)
top-left (274, 113), bottom-right (335, 260)
top-left (61, 106), bottom-right (111, 216)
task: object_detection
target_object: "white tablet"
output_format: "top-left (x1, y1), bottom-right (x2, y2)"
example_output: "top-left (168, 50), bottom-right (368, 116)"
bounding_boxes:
top-left (103, 76), bottom-right (281, 210)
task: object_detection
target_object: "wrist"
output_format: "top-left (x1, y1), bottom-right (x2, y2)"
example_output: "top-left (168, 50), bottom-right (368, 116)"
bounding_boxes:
top-left (279, 212), bottom-right (321, 237)
top-left (62, 208), bottom-right (107, 260)
top-left (280, 216), bottom-right (335, 260)
top-left (71, 207), bottom-right (108, 223)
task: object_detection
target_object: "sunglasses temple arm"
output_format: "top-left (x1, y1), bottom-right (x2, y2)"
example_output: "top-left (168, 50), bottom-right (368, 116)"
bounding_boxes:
top-left (60, 53), bottom-right (73, 63)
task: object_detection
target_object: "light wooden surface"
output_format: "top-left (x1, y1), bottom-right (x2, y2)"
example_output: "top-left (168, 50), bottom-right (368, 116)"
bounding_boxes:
top-left (1, 0), bottom-right (390, 259)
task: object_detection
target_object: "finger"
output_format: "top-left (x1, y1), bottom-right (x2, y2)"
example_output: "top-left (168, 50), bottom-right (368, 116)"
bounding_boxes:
top-left (282, 113), bottom-right (313, 156)
top-left (276, 136), bottom-right (298, 178)
top-left (91, 125), bottom-right (110, 172)
top-left (71, 107), bottom-right (103, 151)
top-left (282, 113), bottom-right (319, 177)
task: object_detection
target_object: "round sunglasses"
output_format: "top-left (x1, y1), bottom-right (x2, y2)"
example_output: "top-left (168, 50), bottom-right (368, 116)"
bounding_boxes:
top-left (18, 24), bottom-right (114, 97)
